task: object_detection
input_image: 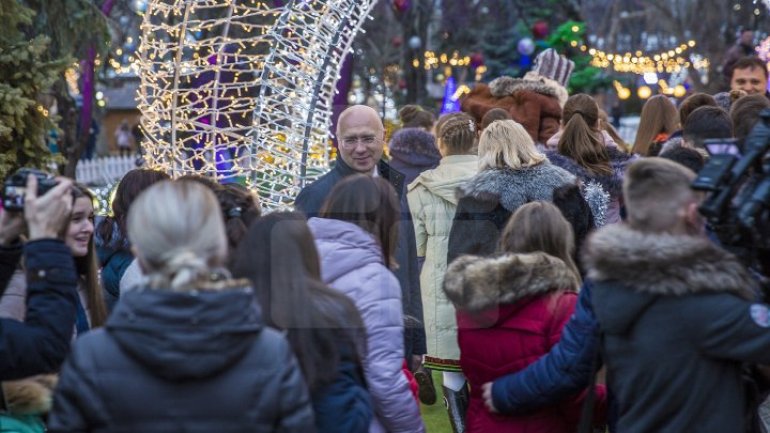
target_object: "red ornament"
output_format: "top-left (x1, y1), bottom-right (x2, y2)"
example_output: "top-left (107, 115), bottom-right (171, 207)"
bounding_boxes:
top-left (470, 52), bottom-right (485, 68)
top-left (393, 0), bottom-right (410, 13)
top-left (532, 20), bottom-right (550, 40)
top-left (391, 36), bottom-right (403, 48)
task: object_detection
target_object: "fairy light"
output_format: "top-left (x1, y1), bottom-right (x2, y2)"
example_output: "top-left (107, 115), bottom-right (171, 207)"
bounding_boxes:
top-left (585, 40), bottom-right (702, 75)
top-left (138, 0), bottom-right (377, 209)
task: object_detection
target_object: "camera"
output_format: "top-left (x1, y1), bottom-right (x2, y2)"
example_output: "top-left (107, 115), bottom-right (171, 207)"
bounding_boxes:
top-left (692, 108), bottom-right (770, 289)
top-left (2, 168), bottom-right (58, 212)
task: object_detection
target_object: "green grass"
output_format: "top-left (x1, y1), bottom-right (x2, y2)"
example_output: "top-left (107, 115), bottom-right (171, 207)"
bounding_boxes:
top-left (420, 371), bottom-right (452, 432)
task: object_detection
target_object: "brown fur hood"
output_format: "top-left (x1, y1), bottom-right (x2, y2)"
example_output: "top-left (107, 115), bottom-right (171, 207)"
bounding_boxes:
top-left (1, 374), bottom-right (57, 415)
top-left (489, 76), bottom-right (559, 99)
top-left (443, 252), bottom-right (578, 312)
top-left (583, 224), bottom-right (755, 298)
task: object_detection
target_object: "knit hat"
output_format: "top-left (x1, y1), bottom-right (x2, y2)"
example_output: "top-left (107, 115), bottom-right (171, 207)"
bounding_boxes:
top-left (532, 49), bottom-right (575, 88)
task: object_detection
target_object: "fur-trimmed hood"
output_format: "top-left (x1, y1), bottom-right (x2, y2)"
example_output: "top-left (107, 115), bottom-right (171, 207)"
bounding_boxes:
top-left (584, 224), bottom-right (755, 298)
top-left (443, 252), bottom-right (578, 312)
top-left (457, 162), bottom-right (576, 212)
top-left (546, 148), bottom-right (633, 198)
top-left (1, 374), bottom-right (57, 415)
top-left (489, 76), bottom-right (559, 99)
top-left (388, 127), bottom-right (441, 164)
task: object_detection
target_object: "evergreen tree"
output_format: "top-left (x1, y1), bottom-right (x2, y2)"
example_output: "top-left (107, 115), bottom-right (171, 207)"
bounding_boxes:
top-left (0, 0), bottom-right (68, 180)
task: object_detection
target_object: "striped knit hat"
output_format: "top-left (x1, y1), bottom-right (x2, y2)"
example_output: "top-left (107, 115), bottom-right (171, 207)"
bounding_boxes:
top-left (532, 49), bottom-right (575, 87)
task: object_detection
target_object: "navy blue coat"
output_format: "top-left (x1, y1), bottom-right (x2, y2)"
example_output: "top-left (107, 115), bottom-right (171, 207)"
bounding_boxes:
top-left (0, 240), bottom-right (79, 380)
top-left (49, 284), bottom-right (314, 433)
top-left (295, 158), bottom-right (427, 357)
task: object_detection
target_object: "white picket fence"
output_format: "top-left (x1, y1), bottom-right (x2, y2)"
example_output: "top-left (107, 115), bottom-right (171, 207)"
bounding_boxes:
top-left (76, 155), bottom-right (138, 185)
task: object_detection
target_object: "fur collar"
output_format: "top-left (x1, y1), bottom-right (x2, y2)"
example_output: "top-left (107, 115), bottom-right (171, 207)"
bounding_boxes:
top-left (583, 224), bottom-right (755, 298)
top-left (2, 374), bottom-right (57, 415)
top-left (546, 148), bottom-right (631, 197)
top-left (443, 252), bottom-right (578, 311)
top-left (489, 76), bottom-right (558, 99)
top-left (457, 162), bottom-right (575, 211)
top-left (388, 127), bottom-right (441, 159)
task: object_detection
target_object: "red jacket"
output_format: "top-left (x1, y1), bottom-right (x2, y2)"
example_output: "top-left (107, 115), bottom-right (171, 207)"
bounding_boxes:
top-left (443, 252), bottom-right (606, 433)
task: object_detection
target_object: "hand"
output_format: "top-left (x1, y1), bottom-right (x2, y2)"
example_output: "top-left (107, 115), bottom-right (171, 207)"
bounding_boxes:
top-left (0, 208), bottom-right (25, 245)
top-left (482, 382), bottom-right (499, 413)
top-left (24, 175), bottom-right (73, 241)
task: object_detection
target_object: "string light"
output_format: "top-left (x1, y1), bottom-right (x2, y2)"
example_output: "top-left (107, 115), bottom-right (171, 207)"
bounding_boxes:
top-left (585, 40), bottom-right (701, 75)
top-left (138, 0), bottom-right (377, 209)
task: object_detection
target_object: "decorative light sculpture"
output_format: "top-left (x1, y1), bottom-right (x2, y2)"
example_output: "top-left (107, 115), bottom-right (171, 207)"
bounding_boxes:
top-left (137, 0), bottom-right (377, 209)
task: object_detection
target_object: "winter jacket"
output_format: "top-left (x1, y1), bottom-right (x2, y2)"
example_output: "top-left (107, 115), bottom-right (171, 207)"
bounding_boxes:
top-left (96, 245), bottom-right (133, 311)
top-left (546, 148), bottom-right (634, 224)
top-left (48, 282), bottom-right (314, 433)
top-left (295, 158), bottom-right (426, 358)
top-left (490, 280), bottom-right (601, 414)
top-left (0, 271), bottom-right (92, 335)
top-left (312, 342), bottom-right (373, 433)
top-left (307, 217), bottom-right (426, 433)
top-left (587, 224), bottom-right (770, 433)
top-left (444, 252), bottom-right (605, 433)
top-left (447, 162), bottom-right (575, 264)
top-left (388, 128), bottom-right (441, 190)
top-left (406, 154), bottom-right (478, 364)
top-left (461, 76), bottom-right (562, 145)
top-left (0, 243), bottom-right (22, 294)
top-left (0, 240), bottom-right (79, 380)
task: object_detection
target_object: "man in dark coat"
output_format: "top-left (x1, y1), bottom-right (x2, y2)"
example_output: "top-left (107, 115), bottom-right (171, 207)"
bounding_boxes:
top-left (485, 158), bottom-right (770, 433)
top-left (0, 176), bottom-right (80, 380)
top-left (295, 105), bottom-right (427, 371)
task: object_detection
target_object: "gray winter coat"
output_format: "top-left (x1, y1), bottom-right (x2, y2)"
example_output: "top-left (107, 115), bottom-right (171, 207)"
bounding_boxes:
top-left (308, 218), bottom-right (425, 433)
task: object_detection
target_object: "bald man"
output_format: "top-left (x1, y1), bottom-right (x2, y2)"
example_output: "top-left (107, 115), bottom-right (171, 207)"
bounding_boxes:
top-left (294, 105), bottom-right (428, 383)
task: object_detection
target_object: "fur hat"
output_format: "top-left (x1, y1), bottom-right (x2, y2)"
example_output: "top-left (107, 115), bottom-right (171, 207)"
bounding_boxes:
top-left (532, 49), bottom-right (575, 88)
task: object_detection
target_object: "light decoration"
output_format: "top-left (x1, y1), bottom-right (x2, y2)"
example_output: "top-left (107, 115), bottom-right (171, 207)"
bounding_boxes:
top-left (420, 51), bottom-right (474, 70)
top-left (613, 80), bottom-right (631, 100)
top-left (585, 40), bottom-right (700, 75)
top-left (137, 0), bottom-right (377, 209)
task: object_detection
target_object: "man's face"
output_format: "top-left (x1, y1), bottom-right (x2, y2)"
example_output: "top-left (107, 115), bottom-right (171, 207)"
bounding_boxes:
top-left (731, 66), bottom-right (768, 95)
top-left (337, 110), bottom-right (385, 174)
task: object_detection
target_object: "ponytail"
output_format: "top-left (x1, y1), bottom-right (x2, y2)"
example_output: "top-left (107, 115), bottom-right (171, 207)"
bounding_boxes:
top-left (558, 94), bottom-right (612, 177)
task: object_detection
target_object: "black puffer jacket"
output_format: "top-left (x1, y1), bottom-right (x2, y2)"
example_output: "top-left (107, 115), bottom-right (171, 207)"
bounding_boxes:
top-left (49, 281), bottom-right (314, 433)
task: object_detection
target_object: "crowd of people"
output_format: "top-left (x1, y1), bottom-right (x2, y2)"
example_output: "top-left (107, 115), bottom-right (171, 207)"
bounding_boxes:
top-left (1, 43), bottom-right (770, 433)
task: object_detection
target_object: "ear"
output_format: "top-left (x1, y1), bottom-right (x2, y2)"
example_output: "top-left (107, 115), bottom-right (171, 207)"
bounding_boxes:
top-left (684, 201), bottom-right (705, 234)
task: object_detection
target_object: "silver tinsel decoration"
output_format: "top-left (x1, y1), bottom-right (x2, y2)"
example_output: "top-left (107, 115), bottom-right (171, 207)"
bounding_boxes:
top-left (582, 180), bottom-right (610, 227)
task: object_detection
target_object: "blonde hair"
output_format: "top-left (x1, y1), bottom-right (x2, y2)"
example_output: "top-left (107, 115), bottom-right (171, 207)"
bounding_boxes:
top-left (128, 180), bottom-right (228, 291)
top-left (478, 119), bottom-right (545, 171)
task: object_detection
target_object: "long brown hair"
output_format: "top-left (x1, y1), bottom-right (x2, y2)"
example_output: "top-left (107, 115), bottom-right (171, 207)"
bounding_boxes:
top-left (319, 175), bottom-right (400, 269)
top-left (632, 95), bottom-right (679, 156)
top-left (498, 201), bottom-right (581, 287)
top-left (231, 212), bottom-right (366, 392)
top-left (558, 94), bottom-right (612, 176)
top-left (71, 184), bottom-right (108, 327)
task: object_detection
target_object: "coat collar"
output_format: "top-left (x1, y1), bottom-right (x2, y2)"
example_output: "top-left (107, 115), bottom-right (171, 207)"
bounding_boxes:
top-left (583, 224), bottom-right (755, 298)
top-left (443, 252), bottom-right (578, 312)
top-left (334, 157), bottom-right (405, 198)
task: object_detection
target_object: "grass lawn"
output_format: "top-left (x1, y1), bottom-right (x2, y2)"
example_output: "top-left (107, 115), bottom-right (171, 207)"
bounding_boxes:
top-left (420, 370), bottom-right (452, 432)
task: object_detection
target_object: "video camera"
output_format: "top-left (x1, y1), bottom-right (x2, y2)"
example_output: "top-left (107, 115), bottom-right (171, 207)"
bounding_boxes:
top-left (692, 108), bottom-right (770, 281)
top-left (2, 168), bottom-right (58, 212)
